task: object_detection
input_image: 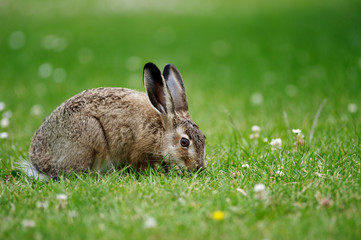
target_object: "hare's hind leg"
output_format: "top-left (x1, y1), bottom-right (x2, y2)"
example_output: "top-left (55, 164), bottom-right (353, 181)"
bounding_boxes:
top-left (51, 138), bottom-right (97, 175)
top-left (52, 116), bottom-right (109, 174)
top-left (30, 114), bottom-right (109, 177)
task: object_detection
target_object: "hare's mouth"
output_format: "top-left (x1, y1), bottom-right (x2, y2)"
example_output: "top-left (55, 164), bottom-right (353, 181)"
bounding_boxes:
top-left (150, 154), bottom-right (203, 172)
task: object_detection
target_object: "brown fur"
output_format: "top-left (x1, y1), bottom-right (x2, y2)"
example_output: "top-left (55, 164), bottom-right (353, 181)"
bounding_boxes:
top-left (28, 63), bottom-right (206, 178)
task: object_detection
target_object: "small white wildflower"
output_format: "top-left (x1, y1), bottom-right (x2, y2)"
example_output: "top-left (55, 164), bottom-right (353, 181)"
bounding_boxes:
top-left (270, 138), bottom-right (282, 149)
top-left (249, 133), bottom-right (259, 139)
top-left (68, 210), bottom-right (77, 218)
top-left (348, 103), bottom-right (357, 113)
top-left (36, 201), bottom-right (49, 209)
top-left (38, 63), bottom-right (53, 79)
top-left (263, 138), bottom-right (268, 142)
top-left (295, 134), bottom-right (305, 146)
top-left (250, 92), bottom-right (263, 105)
top-left (178, 197), bottom-right (186, 205)
top-left (254, 183), bottom-right (266, 192)
top-left (56, 194), bottom-right (67, 201)
top-left (30, 104), bottom-right (43, 116)
top-left (242, 163), bottom-right (250, 169)
top-left (22, 219), bottom-right (35, 228)
top-left (0, 132), bottom-right (9, 139)
top-left (2, 110), bottom-right (12, 118)
top-left (251, 125), bottom-right (261, 133)
top-left (292, 129), bottom-right (302, 135)
top-left (254, 184), bottom-right (267, 200)
top-left (275, 170), bottom-right (285, 177)
top-left (0, 102), bottom-right (5, 111)
top-left (144, 216), bottom-right (157, 229)
top-left (9, 31), bottom-right (26, 50)
top-left (1, 118), bottom-right (10, 128)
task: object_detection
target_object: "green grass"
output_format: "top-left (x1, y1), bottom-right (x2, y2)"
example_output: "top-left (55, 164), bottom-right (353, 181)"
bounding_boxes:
top-left (1, 0), bottom-right (361, 239)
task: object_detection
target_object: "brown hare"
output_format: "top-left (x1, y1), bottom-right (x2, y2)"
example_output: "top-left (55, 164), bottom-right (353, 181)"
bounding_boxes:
top-left (24, 63), bottom-right (206, 179)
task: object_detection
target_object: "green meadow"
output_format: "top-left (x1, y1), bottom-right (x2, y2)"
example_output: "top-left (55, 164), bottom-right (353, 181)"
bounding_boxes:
top-left (1, 0), bottom-right (360, 239)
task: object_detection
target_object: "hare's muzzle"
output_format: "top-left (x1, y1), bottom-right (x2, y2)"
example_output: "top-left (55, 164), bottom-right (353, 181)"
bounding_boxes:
top-left (196, 160), bottom-right (207, 172)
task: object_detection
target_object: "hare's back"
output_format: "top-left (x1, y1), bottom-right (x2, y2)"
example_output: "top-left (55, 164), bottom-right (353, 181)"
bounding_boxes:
top-left (61, 87), bottom-right (149, 117)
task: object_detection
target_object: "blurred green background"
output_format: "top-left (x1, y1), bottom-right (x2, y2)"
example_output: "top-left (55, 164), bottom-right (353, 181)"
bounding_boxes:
top-left (1, 0), bottom-right (360, 142)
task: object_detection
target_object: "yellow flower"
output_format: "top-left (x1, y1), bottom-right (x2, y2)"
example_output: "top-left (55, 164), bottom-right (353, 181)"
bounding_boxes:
top-left (211, 211), bottom-right (225, 221)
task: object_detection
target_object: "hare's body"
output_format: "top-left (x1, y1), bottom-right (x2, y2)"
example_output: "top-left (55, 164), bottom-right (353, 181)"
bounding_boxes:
top-left (27, 63), bottom-right (206, 179)
top-left (30, 88), bottom-right (164, 177)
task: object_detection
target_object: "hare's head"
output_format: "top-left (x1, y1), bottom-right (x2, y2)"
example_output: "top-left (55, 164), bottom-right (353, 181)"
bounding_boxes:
top-left (144, 63), bottom-right (206, 171)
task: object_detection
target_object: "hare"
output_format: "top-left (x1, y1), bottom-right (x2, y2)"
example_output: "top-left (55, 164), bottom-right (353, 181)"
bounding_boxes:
top-left (25, 62), bottom-right (206, 179)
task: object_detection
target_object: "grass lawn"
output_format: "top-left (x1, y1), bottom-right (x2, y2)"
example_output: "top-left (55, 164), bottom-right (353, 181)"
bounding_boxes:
top-left (1, 0), bottom-right (361, 239)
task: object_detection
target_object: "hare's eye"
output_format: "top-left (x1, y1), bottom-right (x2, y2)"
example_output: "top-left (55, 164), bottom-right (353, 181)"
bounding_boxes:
top-left (180, 137), bottom-right (190, 148)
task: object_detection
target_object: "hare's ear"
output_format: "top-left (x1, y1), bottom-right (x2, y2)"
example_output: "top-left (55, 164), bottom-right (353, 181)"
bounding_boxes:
top-left (163, 64), bottom-right (188, 112)
top-left (144, 62), bottom-right (175, 115)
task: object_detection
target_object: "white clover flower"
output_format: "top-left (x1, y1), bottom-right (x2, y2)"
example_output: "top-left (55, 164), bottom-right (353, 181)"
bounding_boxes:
top-left (30, 104), bottom-right (43, 116)
top-left (295, 134), bottom-right (305, 146)
top-left (249, 133), bottom-right (260, 139)
top-left (242, 163), bottom-right (250, 169)
top-left (250, 92), bottom-right (263, 105)
top-left (270, 138), bottom-right (282, 149)
top-left (22, 219), bottom-right (35, 228)
top-left (275, 170), bottom-right (285, 177)
top-left (2, 110), bottom-right (12, 118)
top-left (1, 118), bottom-right (10, 128)
top-left (9, 31), bottom-right (26, 50)
top-left (143, 216), bottom-right (157, 229)
top-left (0, 102), bottom-right (5, 111)
top-left (38, 63), bottom-right (53, 79)
top-left (36, 201), bottom-right (49, 209)
top-left (68, 210), bottom-right (78, 218)
top-left (348, 103), bottom-right (357, 113)
top-left (251, 125), bottom-right (261, 133)
top-left (42, 35), bottom-right (67, 52)
top-left (292, 129), bottom-right (302, 135)
top-left (56, 194), bottom-right (68, 201)
top-left (178, 198), bottom-right (186, 205)
top-left (0, 132), bottom-right (9, 139)
top-left (254, 184), bottom-right (267, 200)
top-left (254, 183), bottom-right (266, 192)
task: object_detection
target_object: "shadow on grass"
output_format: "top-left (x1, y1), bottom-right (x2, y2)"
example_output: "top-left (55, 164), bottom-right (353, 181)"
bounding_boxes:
top-left (2, 162), bottom-right (207, 185)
